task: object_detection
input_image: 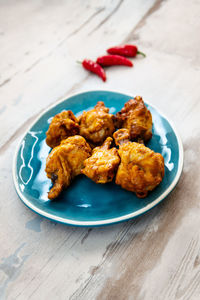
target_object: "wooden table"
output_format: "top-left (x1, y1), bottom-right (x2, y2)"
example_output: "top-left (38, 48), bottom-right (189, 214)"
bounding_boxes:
top-left (1, 0), bottom-right (200, 299)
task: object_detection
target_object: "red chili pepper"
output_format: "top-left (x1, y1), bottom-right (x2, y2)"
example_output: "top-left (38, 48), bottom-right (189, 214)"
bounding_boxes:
top-left (107, 45), bottom-right (146, 58)
top-left (80, 59), bottom-right (106, 82)
top-left (97, 55), bottom-right (133, 67)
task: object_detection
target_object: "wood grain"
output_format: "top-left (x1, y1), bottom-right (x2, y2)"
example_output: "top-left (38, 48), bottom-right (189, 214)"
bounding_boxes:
top-left (0, 0), bottom-right (200, 299)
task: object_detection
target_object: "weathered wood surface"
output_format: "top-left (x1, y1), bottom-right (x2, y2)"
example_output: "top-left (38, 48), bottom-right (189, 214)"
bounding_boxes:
top-left (0, 0), bottom-right (200, 299)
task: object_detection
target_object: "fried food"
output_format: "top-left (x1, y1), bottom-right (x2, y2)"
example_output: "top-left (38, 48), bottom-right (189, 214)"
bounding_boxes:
top-left (45, 136), bottom-right (91, 199)
top-left (45, 98), bottom-right (165, 200)
top-left (113, 129), bottom-right (164, 197)
top-left (115, 96), bottom-right (152, 143)
top-left (46, 111), bottom-right (79, 148)
top-left (82, 137), bottom-right (120, 184)
top-left (79, 101), bottom-right (115, 145)
top-left (113, 128), bottom-right (131, 146)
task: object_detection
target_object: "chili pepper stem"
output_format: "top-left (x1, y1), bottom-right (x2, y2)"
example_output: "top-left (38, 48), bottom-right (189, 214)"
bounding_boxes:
top-left (76, 60), bottom-right (82, 64)
top-left (137, 51), bottom-right (146, 57)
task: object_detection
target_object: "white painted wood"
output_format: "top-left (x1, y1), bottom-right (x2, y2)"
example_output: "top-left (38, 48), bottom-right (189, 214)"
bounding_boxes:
top-left (1, 0), bottom-right (200, 299)
top-left (0, 0), bottom-right (155, 148)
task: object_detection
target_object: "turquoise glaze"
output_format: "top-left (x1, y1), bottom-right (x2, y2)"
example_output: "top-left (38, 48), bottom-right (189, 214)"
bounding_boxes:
top-left (13, 91), bottom-right (183, 226)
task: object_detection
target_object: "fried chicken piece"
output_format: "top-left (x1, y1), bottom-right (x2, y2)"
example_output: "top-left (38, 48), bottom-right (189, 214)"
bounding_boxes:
top-left (46, 111), bottom-right (79, 148)
top-left (82, 137), bottom-right (120, 184)
top-left (115, 96), bottom-right (152, 143)
top-left (113, 129), bottom-right (164, 198)
top-left (113, 128), bottom-right (131, 146)
top-left (45, 136), bottom-right (91, 199)
top-left (79, 101), bottom-right (115, 145)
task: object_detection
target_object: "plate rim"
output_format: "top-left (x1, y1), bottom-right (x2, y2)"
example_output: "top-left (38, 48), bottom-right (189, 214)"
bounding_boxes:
top-left (13, 90), bottom-right (184, 226)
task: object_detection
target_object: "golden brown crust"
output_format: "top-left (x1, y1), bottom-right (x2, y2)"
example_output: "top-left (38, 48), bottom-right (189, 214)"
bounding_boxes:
top-left (116, 141), bottom-right (164, 197)
top-left (115, 96), bottom-right (152, 143)
top-left (82, 137), bottom-right (120, 184)
top-left (45, 99), bottom-right (164, 200)
top-left (113, 128), bottom-right (130, 146)
top-left (79, 101), bottom-right (115, 145)
top-left (46, 110), bottom-right (79, 148)
top-left (45, 135), bottom-right (91, 199)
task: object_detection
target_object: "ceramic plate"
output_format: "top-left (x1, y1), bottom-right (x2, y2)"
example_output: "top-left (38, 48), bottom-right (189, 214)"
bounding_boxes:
top-left (13, 91), bottom-right (183, 226)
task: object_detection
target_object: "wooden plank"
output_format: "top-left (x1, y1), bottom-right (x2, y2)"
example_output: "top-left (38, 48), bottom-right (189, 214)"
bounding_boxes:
top-left (0, 0), bottom-right (156, 148)
top-left (1, 0), bottom-right (200, 299)
top-left (0, 1), bottom-right (158, 299)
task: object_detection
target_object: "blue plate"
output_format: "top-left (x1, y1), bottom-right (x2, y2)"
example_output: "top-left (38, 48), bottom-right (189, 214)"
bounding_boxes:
top-left (13, 91), bottom-right (183, 226)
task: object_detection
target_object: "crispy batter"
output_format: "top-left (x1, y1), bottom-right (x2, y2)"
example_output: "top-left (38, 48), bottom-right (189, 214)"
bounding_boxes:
top-left (82, 137), bottom-right (120, 184)
top-left (114, 129), bottom-right (164, 197)
top-left (46, 110), bottom-right (79, 148)
top-left (79, 101), bottom-right (115, 145)
top-left (113, 128), bottom-right (130, 146)
top-left (45, 136), bottom-right (91, 199)
top-left (115, 96), bottom-right (152, 143)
